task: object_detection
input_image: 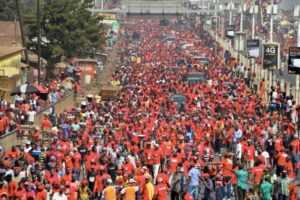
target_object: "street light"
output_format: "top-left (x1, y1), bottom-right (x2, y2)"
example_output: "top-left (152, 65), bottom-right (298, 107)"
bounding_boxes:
top-left (226, 0), bottom-right (234, 26)
top-left (266, 0), bottom-right (278, 88)
top-left (249, 2), bottom-right (258, 39)
top-left (294, 5), bottom-right (300, 103)
top-left (266, 0), bottom-right (278, 43)
top-left (294, 5), bottom-right (300, 47)
top-left (248, 1), bottom-right (259, 85)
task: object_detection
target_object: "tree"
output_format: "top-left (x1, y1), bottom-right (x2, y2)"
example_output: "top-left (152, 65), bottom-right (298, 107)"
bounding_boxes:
top-left (28, 0), bottom-right (103, 78)
top-left (0, 0), bottom-right (17, 20)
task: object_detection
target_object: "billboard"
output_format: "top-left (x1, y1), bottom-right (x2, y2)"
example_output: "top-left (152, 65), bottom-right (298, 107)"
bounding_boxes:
top-left (246, 39), bottom-right (260, 58)
top-left (288, 47), bottom-right (300, 74)
top-left (263, 43), bottom-right (280, 69)
top-left (225, 25), bottom-right (235, 38)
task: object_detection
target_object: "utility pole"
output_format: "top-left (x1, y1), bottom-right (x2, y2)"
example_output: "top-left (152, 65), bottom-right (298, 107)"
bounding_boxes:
top-left (297, 5), bottom-right (300, 47)
top-left (251, 1), bottom-right (256, 39)
top-left (250, 0), bottom-right (258, 86)
top-left (295, 5), bottom-right (300, 104)
top-left (37, 0), bottom-right (41, 83)
top-left (240, 0), bottom-right (244, 32)
top-left (101, 0), bottom-right (104, 10)
top-left (270, 0), bottom-right (274, 43)
top-left (15, 0), bottom-right (29, 65)
top-left (229, 0), bottom-right (233, 25)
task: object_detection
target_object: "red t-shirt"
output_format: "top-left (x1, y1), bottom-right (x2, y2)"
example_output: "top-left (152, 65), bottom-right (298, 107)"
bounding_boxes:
top-left (155, 183), bottom-right (168, 200)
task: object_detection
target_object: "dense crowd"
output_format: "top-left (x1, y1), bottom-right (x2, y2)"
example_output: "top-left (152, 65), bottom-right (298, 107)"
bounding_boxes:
top-left (0, 17), bottom-right (299, 200)
top-left (0, 68), bottom-right (81, 135)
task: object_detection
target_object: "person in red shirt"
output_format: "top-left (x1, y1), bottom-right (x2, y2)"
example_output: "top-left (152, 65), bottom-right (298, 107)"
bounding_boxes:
top-left (41, 115), bottom-right (52, 130)
top-left (154, 177), bottom-right (169, 200)
top-left (169, 152), bottom-right (180, 173)
top-left (151, 144), bottom-right (161, 184)
top-left (36, 184), bottom-right (47, 200)
top-left (250, 160), bottom-right (265, 194)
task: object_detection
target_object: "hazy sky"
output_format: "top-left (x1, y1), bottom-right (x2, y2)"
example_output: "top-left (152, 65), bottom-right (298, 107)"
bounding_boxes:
top-left (279, 0), bottom-right (299, 10)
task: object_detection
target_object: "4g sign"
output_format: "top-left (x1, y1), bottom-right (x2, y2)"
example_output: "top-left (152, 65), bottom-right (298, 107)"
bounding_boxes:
top-left (263, 43), bottom-right (280, 69)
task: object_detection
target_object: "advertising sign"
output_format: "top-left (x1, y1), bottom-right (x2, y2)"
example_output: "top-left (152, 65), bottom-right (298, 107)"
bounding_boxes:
top-left (246, 39), bottom-right (260, 58)
top-left (288, 47), bottom-right (300, 74)
top-left (263, 43), bottom-right (279, 69)
top-left (225, 25), bottom-right (235, 38)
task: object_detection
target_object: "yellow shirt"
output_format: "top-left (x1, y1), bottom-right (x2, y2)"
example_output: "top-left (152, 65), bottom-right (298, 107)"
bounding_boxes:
top-left (145, 182), bottom-right (154, 200)
top-left (103, 186), bottom-right (117, 200)
top-left (121, 186), bottom-right (139, 200)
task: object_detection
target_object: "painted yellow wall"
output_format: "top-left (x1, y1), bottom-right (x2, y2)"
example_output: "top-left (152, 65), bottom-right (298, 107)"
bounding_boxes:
top-left (0, 53), bottom-right (21, 77)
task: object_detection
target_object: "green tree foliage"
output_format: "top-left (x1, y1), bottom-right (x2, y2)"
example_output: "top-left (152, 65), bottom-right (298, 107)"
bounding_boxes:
top-left (28, 0), bottom-right (102, 77)
top-left (0, 0), bottom-right (17, 20)
top-left (0, 0), bottom-right (36, 21)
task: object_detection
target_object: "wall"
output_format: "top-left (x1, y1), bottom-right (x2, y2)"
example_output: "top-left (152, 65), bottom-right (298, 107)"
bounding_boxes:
top-left (0, 53), bottom-right (21, 77)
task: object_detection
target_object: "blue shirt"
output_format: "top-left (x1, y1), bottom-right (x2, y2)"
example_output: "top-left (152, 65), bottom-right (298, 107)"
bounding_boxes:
top-left (188, 167), bottom-right (201, 186)
top-left (233, 129), bottom-right (243, 143)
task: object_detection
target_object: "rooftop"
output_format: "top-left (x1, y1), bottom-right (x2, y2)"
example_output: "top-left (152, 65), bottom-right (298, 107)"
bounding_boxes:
top-left (0, 46), bottom-right (24, 60)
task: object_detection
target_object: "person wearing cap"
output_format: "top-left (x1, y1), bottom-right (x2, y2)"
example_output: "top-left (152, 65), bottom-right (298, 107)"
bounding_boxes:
top-left (120, 179), bottom-right (139, 200)
top-left (102, 179), bottom-right (117, 200)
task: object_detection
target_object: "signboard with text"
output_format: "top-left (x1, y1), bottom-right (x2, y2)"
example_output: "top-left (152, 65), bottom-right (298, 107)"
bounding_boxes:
top-left (288, 47), bottom-right (300, 74)
top-left (263, 43), bottom-right (279, 69)
top-left (246, 39), bottom-right (260, 58)
top-left (225, 25), bottom-right (235, 38)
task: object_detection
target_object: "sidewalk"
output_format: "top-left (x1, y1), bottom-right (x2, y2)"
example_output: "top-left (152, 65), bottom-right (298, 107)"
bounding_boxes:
top-left (206, 27), bottom-right (300, 104)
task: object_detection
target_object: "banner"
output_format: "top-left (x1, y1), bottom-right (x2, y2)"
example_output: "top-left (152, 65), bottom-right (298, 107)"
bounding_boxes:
top-left (263, 43), bottom-right (279, 69)
top-left (246, 39), bottom-right (260, 58)
top-left (288, 47), bottom-right (300, 74)
top-left (225, 25), bottom-right (235, 38)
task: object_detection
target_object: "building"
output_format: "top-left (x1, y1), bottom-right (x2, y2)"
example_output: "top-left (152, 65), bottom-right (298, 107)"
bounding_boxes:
top-left (0, 21), bottom-right (22, 46)
top-left (0, 21), bottom-right (25, 100)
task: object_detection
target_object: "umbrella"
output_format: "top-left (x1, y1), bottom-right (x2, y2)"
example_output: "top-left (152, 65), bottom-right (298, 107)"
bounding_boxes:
top-left (11, 84), bottom-right (39, 96)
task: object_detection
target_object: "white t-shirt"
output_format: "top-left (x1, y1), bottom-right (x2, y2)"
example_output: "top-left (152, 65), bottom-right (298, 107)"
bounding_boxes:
top-left (27, 110), bottom-right (36, 123)
top-left (52, 192), bottom-right (68, 200)
top-left (261, 151), bottom-right (270, 165)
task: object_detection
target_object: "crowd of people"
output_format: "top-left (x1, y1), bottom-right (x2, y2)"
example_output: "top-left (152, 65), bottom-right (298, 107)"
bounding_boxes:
top-left (0, 16), bottom-right (299, 200)
top-left (0, 66), bottom-right (81, 135)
